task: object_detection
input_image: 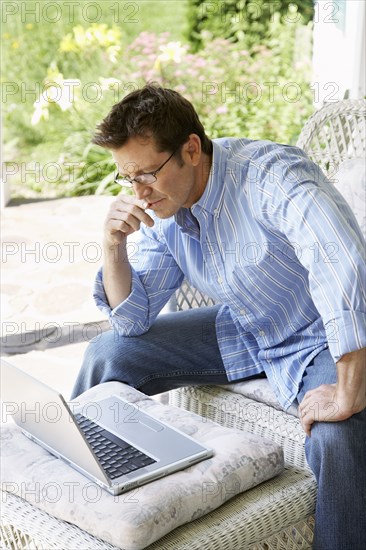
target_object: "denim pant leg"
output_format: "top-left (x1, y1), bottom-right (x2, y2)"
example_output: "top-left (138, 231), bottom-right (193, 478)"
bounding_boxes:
top-left (71, 305), bottom-right (229, 399)
top-left (297, 349), bottom-right (366, 550)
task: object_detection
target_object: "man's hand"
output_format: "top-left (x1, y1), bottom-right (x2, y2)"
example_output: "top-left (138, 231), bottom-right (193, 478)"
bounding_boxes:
top-left (104, 194), bottom-right (155, 246)
top-left (299, 348), bottom-right (366, 437)
top-left (102, 194), bottom-right (155, 309)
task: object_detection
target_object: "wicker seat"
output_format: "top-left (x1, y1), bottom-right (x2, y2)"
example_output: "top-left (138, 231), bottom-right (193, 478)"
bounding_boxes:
top-left (1, 99), bottom-right (365, 550)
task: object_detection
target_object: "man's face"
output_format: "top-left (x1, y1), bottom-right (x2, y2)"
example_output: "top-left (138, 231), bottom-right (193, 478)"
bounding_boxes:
top-left (112, 135), bottom-right (206, 219)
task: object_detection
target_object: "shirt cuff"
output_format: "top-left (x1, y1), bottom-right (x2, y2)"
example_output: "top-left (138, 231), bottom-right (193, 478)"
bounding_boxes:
top-left (93, 267), bottom-right (150, 335)
top-left (323, 310), bottom-right (366, 362)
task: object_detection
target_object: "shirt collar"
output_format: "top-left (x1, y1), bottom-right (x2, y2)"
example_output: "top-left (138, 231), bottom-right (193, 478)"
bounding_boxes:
top-left (195, 140), bottom-right (228, 216)
top-left (174, 207), bottom-right (200, 239)
top-left (178, 141), bottom-right (228, 221)
top-left (174, 140), bottom-right (229, 230)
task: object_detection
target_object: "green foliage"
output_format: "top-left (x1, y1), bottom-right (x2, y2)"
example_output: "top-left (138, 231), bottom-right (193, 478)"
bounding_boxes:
top-left (57, 135), bottom-right (120, 197)
top-left (2, 0), bottom-right (313, 198)
top-left (186, 0), bottom-right (314, 51)
top-left (2, 1), bottom-right (188, 197)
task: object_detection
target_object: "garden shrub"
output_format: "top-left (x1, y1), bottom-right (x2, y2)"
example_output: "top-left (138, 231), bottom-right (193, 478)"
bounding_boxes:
top-left (186, 0), bottom-right (314, 51)
top-left (3, 3), bottom-right (314, 197)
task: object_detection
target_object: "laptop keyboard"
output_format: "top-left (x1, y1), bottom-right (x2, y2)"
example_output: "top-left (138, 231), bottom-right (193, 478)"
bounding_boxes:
top-left (75, 413), bottom-right (156, 480)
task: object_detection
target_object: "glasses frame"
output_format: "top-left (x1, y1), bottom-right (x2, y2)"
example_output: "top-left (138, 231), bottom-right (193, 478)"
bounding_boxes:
top-left (114, 148), bottom-right (178, 188)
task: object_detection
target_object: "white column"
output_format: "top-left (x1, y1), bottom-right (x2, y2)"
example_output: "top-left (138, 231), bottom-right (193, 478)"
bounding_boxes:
top-left (350, 0), bottom-right (366, 99)
top-left (312, 0), bottom-right (365, 107)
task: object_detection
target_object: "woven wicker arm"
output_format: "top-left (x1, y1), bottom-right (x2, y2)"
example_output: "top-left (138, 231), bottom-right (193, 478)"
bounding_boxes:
top-left (296, 99), bottom-right (366, 178)
top-left (174, 280), bottom-right (216, 310)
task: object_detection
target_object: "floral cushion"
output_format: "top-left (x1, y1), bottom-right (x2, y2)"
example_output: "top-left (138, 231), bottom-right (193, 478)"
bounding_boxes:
top-left (219, 378), bottom-right (299, 417)
top-left (1, 381), bottom-right (284, 550)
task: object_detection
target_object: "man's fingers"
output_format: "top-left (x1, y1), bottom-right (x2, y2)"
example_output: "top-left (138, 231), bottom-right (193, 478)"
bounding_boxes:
top-left (116, 193), bottom-right (148, 209)
top-left (104, 194), bottom-right (154, 246)
top-left (109, 210), bottom-right (142, 233)
top-left (115, 194), bottom-right (149, 213)
top-left (300, 409), bottom-right (314, 437)
top-left (298, 383), bottom-right (342, 437)
top-left (301, 385), bottom-right (325, 399)
top-left (298, 396), bottom-right (311, 415)
top-left (106, 220), bottom-right (135, 244)
top-left (112, 198), bottom-right (154, 227)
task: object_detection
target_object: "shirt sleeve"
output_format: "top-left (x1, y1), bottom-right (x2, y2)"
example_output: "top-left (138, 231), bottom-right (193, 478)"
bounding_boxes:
top-left (93, 221), bottom-right (185, 336)
top-left (252, 145), bottom-right (366, 362)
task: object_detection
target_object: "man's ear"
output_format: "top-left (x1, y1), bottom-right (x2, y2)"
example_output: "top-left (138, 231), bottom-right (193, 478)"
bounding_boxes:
top-left (183, 134), bottom-right (201, 166)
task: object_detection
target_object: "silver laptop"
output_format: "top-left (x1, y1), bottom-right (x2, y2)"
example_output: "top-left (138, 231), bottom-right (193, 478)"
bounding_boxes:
top-left (0, 360), bottom-right (213, 495)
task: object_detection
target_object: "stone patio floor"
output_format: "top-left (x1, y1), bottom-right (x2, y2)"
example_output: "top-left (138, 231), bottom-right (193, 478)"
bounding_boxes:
top-left (1, 196), bottom-right (115, 398)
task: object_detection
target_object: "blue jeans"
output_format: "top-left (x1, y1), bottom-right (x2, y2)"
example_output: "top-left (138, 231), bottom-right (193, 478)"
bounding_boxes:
top-left (71, 306), bottom-right (366, 549)
top-left (297, 351), bottom-right (366, 550)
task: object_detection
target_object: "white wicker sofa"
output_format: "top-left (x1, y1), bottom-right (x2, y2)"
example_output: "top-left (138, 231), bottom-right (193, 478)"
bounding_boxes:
top-left (1, 99), bottom-right (365, 549)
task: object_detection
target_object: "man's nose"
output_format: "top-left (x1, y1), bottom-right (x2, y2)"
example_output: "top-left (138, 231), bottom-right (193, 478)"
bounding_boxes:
top-left (133, 182), bottom-right (152, 200)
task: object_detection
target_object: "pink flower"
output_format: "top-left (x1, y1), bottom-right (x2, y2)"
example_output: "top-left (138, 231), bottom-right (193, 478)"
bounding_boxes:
top-left (176, 84), bottom-right (187, 93)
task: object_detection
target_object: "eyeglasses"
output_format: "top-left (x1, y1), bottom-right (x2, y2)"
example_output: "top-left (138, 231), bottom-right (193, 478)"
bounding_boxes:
top-left (114, 148), bottom-right (178, 188)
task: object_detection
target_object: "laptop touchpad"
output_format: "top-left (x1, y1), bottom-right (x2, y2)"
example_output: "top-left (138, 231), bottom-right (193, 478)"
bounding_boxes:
top-left (90, 396), bottom-right (165, 435)
top-left (139, 418), bottom-right (164, 432)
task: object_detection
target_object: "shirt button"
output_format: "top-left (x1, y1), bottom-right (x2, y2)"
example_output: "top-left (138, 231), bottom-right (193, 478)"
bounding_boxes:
top-left (214, 208), bottom-right (219, 215)
top-left (217, 276), bottom-right (223, 284)
top-left (239, 309), bottom-right (246, 315)
top-left (259, 330), bottom-right (265, 337)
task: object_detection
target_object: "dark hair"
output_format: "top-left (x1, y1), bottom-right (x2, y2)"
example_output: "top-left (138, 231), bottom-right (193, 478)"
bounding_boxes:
top-left (92, 83), bottom-right (212, 157)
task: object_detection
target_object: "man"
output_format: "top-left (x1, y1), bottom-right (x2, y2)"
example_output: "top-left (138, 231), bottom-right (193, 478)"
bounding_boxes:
top-left (72, 84), bottom-right (366, 549)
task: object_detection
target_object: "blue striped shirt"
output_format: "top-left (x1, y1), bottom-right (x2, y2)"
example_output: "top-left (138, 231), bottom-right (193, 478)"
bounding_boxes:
top-left (95, 138), bottom-right (366, 410)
